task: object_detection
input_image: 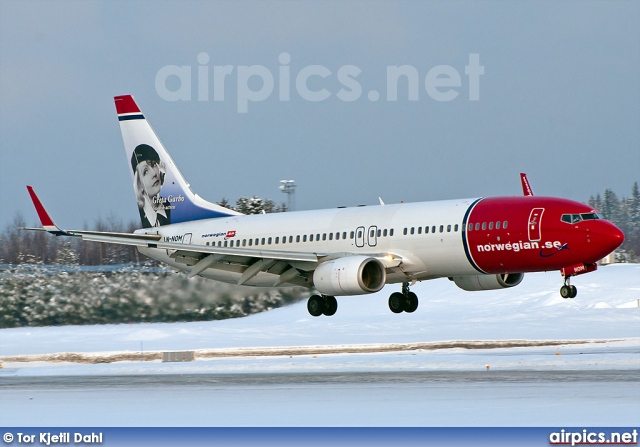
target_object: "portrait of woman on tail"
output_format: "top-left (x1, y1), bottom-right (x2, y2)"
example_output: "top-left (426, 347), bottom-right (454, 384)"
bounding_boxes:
top-left (131, 144), bottom-right (171, 228)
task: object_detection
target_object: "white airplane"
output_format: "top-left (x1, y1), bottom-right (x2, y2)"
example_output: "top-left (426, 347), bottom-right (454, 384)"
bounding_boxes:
top-left (26, 95), bottom-right (624, 317)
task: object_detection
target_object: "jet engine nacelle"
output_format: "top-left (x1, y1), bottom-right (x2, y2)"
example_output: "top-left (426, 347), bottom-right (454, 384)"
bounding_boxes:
top-left (312, 256), bottom-right (386, 296)
top-left (451, 273), bottom-right (524, 291)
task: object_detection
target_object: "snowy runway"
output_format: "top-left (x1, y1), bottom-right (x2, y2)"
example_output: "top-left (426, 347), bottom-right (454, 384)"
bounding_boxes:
top-left (2, 370), bottom-right (638, 426)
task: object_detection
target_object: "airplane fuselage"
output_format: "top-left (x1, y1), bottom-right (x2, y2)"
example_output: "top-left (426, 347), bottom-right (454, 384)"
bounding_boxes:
top-left (137, 195), bottom-right (622, 288)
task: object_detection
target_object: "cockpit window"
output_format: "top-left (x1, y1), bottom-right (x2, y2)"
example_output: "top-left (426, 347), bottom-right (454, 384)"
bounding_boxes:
top-left (561, 214), bottom-right (581, 224)
top-left (561, 213), bottom-right (602, 224)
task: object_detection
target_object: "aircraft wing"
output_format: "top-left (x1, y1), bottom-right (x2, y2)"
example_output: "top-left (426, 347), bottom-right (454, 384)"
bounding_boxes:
top-left (25, 186), bottom-right (402, 287)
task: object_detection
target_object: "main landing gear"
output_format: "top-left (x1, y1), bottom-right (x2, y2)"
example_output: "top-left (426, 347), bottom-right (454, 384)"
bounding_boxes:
top-left (307, 294), bottom-right (338, 317)
top-left (560, 277), bottom-right (577, 299)
top-left (388, 282), bottom-right (419, 314)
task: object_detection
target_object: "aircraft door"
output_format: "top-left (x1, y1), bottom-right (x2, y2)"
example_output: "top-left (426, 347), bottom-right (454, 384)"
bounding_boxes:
top-left (527, 208), bottom-right (544, 242)
top-left (355, 226), bottom-right (365, 248)
top-left (367, 226), bottom-right (378, 247)
top-left (183, 233), bottom-right (192, 244)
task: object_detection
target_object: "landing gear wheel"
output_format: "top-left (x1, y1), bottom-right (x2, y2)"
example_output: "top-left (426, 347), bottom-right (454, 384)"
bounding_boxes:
top-left (389, 292), bottom-right (405, 313)
top-left (404, 292), bottom-right (419, 313)
top-left (322, 296), bottom-right (338, 316)
top-left (307, 295), bottom-right (324, 317)
top-left (560, 285), bottom-right (572, 299)
top-left (569, 285), bottom-right (577, 298)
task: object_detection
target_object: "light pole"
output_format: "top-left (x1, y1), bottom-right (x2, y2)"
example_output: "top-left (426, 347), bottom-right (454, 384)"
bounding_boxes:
top-left (279, 180), bottom-right (296, 211)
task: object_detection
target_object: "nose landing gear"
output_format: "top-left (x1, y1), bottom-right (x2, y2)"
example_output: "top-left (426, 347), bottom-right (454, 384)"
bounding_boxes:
top-left (559, 263), bottom-right (597, 299)
top-left (388, 282), bottom-right (419, 313)
top-left (560, 278), bottom-right (577, 299)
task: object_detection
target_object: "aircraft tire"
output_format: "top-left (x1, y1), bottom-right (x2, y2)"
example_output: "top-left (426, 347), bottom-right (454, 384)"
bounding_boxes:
top-left (307, 295), bottom-right (324, 317)
top-left (569, 285), bottom-right (577, 298)
top-left (404, 292), bottom-right (419, 313)
top-left (560, 285), bottom-right (572, 299)
top-left (389, 292), bottom-right (405, 313)
top-left (322, 296), bottom-right (338, 316)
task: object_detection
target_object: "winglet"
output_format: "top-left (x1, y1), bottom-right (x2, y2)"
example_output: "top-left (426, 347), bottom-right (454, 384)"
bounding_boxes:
top-left (520, 173), bottom-right (534, 196)
top-left (26, 186), bottom-right (67, 235)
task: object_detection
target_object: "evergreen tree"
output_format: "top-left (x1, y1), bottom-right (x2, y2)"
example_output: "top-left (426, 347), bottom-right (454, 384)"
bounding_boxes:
top-left (630, 182), bottom-right (640, 233)
top-left (234, 196), bottom-right (278, 214)
top-left (601, 189), bottom-right (619, 222)
top-left (217, 198), bottom-right (234, 210)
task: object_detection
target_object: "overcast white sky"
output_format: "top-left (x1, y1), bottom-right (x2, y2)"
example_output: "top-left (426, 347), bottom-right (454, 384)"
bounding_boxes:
top-left (1, 0), bottom-right (638, 230)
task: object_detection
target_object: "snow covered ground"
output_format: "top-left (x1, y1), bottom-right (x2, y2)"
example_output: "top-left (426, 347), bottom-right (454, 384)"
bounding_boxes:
top-left (1, 264), bottom-right (638, 428)
top-left (1, 263), bottom-right (638, 374)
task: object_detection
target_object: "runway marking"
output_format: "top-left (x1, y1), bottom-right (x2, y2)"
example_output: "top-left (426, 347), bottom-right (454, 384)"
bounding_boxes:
top-left (0, 339), bottom-right (626, 365)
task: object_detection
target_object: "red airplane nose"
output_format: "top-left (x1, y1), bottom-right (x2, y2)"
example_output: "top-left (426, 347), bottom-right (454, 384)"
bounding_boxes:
top-left (608, 224), bottom-right (625, 250)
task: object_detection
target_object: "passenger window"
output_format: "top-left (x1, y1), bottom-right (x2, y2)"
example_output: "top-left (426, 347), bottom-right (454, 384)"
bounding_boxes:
top-left (482, 222), bottom-right (486, 230)
top-left (329, 233), bottom-right (333, 240)
top-left (309, 234), bottom-right (314, 242)
top-left (425, 226), bottom-right (429, 234)
top-left (289, 236), bottom-right (293, 243)
top-left (317, 234), bottom-right (321, 240)
top-left (206, 242), bottom-right (210, 246)
top-left (268, 237), bottom-right (272, 244)
top-left (343, 232), bottom-right (347, 239)
top-left (275, 237), bottom-right (279, 244)
top-left (255, 238), bottom-right (259, 246)
top-left (390, 229), bottom-right (394, 236)
top-left (303, 235), bottom-right (307, 242)
top-left (496, 221), bottom-right (501, 230)
top-left (296, 235), bottom-right (300, 243)
top-left (336, 232), bottom-right (340, 240)
top-left (410, 227), bottom-right (415, 235)
top-left (383, 229), bottom-right (388, 237)
top-left (224, 241), bottom-right (228, 247)
top-left (261, 238), bottom-right (266, 245)
top-left (454, 224), bottom-right (459, 232)
top-left (350, 231), bottom-right (355, 239)
top-left (447, 224), bottom-right (451, 232)
top-left (439, 225), bottom-right (444, 233)
top-left (357, 230), bottom-right (363, 238)
top-left (489, 222), bottom-right (493, 230)
top-left (503, 221), bottom-right (508, 229)
top-left (468, 223), bottom-right (473, 231)
top-left (323, 234), bottom-right (327, 241)
top-left (403, 228), bottom-right (408, 235)
top-left (475, 223), bottom-right (480, 231)
top-left (282, 236), bottom-right (286, 244)
top-left (417, 227), bottom-right (422, 235)
top-left (243, 239), bottom-right (247, 246)
top-left (248, 239), bottom-right (252, 246)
